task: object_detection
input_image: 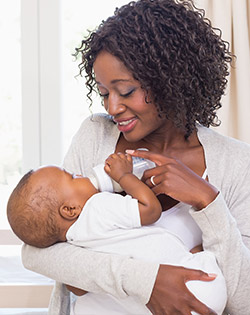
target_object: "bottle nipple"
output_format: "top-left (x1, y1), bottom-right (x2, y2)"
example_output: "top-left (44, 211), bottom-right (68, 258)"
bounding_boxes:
top-left (92, 164), bottom-right (118, 192)
top-left (88, 175), bottom-right (99, 190)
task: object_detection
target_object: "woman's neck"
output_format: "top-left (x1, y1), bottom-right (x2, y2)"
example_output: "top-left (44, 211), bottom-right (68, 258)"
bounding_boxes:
top-left (117, 122), bottom-right (200, 156)
top-left (117, 125), bottom-right (205, 175)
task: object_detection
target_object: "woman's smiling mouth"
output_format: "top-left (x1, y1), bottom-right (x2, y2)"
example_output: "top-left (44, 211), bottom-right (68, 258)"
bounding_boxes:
top-left (114, 117), bottom-right (138, 132)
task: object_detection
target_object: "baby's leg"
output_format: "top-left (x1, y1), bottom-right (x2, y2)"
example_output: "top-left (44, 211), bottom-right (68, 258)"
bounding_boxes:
top-left (181, 251), bottom-right (227, 315)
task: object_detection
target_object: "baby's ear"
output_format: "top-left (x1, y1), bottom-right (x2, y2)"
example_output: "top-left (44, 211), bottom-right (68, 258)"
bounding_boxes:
top-left (59, 204), bottom-right (81, 220)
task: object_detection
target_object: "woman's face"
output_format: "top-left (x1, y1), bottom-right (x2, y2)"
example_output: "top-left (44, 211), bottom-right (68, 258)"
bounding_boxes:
top-left (93, 51), bottom-right (166, 143)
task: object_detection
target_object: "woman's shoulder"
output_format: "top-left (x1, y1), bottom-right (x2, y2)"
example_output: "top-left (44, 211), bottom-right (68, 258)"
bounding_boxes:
top-left (80, 112), bottom-right (115, 131)
top-left (198, 125), bottom-right (250, 183)
top-left (73, 113), bottom-right (118, 141)
top-left (198, 125), bottom-right (250, 159)
top-left (63, 113), bottom-right (120, 173)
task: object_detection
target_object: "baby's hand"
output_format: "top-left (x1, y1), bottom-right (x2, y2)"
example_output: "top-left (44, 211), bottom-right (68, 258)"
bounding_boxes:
top-left (104, 153), bottom-right (133, 183)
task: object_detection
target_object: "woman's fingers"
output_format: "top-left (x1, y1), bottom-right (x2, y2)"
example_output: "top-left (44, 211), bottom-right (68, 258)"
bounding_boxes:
top-left (184, 268), bottom-right (217, 282)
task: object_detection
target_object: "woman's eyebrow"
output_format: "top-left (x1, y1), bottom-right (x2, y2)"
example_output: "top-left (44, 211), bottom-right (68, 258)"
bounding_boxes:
top-left (96, 79), bottom-right (132, 85)
top-left (110, 79), bottom-right (131, 84)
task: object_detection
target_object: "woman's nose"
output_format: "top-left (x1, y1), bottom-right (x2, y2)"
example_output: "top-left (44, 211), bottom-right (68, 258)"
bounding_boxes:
top-left (105, 94), bottom-right (125, 116)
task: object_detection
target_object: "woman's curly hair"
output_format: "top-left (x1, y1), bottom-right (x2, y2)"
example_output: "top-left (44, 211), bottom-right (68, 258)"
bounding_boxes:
top-left (75, 0), bottom-right (233, 138)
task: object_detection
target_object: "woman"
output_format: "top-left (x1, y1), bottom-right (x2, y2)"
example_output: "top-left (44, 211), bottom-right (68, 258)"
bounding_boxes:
top-left (22, 0), bottom-right (250, 314)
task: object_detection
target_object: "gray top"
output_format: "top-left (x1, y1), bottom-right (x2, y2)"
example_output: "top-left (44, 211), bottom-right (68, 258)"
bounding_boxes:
top-left (22, 113), bottom-right (250, 315)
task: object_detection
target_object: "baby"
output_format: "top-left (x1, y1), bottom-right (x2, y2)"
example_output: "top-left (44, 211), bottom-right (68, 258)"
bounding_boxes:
top-left (7, 153), bottom-right (161, 248)
top-left (7, 153), bottom-right (227, 314)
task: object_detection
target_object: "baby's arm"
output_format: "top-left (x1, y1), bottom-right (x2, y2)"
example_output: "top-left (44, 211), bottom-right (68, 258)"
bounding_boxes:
top-left (104, 153), bottom-right (161, 225)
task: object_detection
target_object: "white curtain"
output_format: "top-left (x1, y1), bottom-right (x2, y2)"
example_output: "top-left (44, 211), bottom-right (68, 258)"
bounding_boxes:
top-left (194, 0), bottom-right (250, 143)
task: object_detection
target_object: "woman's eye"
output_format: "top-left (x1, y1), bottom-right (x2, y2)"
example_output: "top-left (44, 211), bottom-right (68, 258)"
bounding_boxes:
top-left (99, 88), bottom-right (135, 99)
top-left (120, 89), bottom-right (135, 97)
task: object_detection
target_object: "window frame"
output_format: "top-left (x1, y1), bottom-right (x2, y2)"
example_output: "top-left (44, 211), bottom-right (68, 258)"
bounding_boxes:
top-left (0, 0), bottom-right (62, 242)
top-left (21, 0), bottom-right (62, 172)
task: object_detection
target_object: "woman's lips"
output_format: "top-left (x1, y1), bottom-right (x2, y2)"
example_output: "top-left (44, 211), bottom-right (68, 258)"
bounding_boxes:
top-left (115, 118), bottom-right (138, 133)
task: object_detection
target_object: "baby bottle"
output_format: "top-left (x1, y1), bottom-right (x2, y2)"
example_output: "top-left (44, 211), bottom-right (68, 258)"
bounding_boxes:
top-left (89, 148), bottom-right (155, 192)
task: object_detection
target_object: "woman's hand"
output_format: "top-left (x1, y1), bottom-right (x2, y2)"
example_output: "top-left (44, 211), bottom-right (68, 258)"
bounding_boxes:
top-left (147, 265), bottom-right (217, 315)
top-left (126, 150), bottom-right (218, 210)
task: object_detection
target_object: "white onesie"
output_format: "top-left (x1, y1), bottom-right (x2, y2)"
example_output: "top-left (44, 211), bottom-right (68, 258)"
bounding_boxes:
top-left (67, 192), bottom-right (227, 315)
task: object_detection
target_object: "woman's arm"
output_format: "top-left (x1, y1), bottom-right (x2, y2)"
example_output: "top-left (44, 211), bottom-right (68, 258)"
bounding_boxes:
top-left (22, 243), bottom-right (217, 315)
top-left (191, 192), bottom-right (250, 314)
top-left (128, 149), bottom-right (250, 314)
top-left (22, 242), bottom-right (158, 303)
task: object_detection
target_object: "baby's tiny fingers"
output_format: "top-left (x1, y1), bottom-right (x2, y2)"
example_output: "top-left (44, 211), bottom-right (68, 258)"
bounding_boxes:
top-left (107, 153), bottom-right (118, 160)
top-left (126, 154), bottom-right (133, 162)
top-left (105, 156), bottom-right (113, 164)
top-left (117, 153), bottom-right (127, 160)
top-left (104, 164), bottom-right (111, 173)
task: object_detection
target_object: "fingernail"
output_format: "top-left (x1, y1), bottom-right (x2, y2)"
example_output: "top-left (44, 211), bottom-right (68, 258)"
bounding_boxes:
top-left (208, 273), bottom-right (217, 278)
top-left (125, 149), bottom-right (135, 154)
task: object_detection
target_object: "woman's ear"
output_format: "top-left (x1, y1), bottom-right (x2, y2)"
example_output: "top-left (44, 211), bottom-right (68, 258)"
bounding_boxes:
top-left (59, 204), bottom-right (81, 221)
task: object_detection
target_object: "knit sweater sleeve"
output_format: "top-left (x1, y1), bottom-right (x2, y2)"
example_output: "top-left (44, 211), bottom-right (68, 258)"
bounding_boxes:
top-left (22, 243), bottom-right (159, 303)
top-left (21, 113), bottom-right (159, 314)
top-left (192, 128), bottom-right (250, 315)
top-left (190, 193), bottom-right (250, 315)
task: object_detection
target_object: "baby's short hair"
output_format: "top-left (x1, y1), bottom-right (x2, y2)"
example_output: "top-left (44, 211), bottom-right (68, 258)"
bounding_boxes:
top-left (7, 170), bottom-right (61, 248)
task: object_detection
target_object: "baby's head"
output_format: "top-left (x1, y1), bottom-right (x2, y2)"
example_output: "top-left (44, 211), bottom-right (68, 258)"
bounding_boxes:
top-left (7, 166), bottom-right (97, 248)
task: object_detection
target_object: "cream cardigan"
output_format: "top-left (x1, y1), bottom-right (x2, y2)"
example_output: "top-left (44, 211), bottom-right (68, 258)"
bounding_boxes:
top-left (22, 113), bottom-right (250, 315)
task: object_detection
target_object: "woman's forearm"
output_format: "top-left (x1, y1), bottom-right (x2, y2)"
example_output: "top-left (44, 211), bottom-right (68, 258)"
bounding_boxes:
top-left (22, 242), bottom-right (159, 304)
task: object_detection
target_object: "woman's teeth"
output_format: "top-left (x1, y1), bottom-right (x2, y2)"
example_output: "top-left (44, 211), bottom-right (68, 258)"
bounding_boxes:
top-left (118, 119), bottom-right (134, 126)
